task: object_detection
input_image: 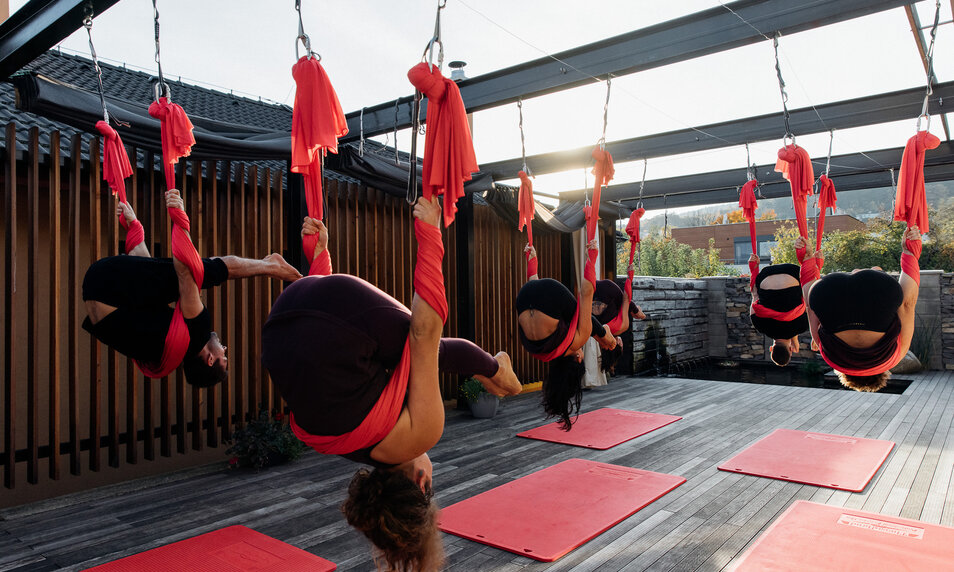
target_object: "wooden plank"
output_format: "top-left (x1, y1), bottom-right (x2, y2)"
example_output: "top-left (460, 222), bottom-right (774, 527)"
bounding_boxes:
top-left (190, 159), bottom-right (203, 453)
top-left (247, 165), bottom-right (260, 414)
top-left (88, 136), bottom-right (102, 472)
top-left (47, 131), bottom-right (62, 481)
top-left (125, 148), bottom-right (139, 465)
top-left (105, 141), bottom-right (120, 469)
top-left (205, 160), bottom-right (219, 448)
top-left (26, 127), bottom-right (40, 484)
top-left (67, 134), bottom-right (81, 476)
top-left (3, 123), bottom-right (16, 489)
top-left (233, 163), bottom-right (247, 428)
top-left (142, 152), bottom-right (156, 462)
top-left (220, 161), bottom-right (233, 440)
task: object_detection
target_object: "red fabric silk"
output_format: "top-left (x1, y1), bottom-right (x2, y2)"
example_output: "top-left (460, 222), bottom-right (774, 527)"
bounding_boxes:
top-left (902, 251), bottom-right (920, 286)
top-left (135, 206), bottom-right (205, 378)
top-left (894, 131), bottom-right (939, 234)
top-left (818, 338), bottom-right (905, 377)
top-left (289, 219), bottom-right (447, 455)
top-left (775, 144), bottom-right (814, 239)
top-left (800, 258), bottom-right (820, 287)
top-left (586, 148), bottom-right (615, 242)
top-left (816, 175), bottom-right (837, 254)
top-left (751, 301), bottom-right (806, 321)
top-left (147, 97), bottom-right (195, 190)
top-left (94, 121), bottom-right (141, 254)
top-left (739, 180), bottom-right (759, 290)
top-left (292, 56), bottom-right (348, 262)
top-left (309, 248), bottom-right (333, 277)
top-left (407, 62), bottom-right (478, 228)
top-left (290, 339), bottom-right (412, 455)
top-left (619, 207), bottom-right (645, 328)
top-left (518, 171), bottom-right (538, 278)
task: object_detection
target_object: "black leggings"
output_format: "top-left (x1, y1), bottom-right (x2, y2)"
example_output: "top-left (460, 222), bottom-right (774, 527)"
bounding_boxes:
top-left (83, 256), bottom-right (229, 307)
top-left (593, 279), bottom-right (623, 325)
top-left (808, 270), bottom-right (903, 333)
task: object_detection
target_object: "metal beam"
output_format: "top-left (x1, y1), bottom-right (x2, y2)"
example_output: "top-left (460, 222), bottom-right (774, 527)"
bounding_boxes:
top-left (904, 5), bottom-right (951, 139)
top-left (559, 141), bottom-right (954, 211)
top-left (340, 0), bottom-right (912, 143)
top-left (0, 0), bottom-right (121, 80)
top-left (484, 82), bottom-right (954, 181)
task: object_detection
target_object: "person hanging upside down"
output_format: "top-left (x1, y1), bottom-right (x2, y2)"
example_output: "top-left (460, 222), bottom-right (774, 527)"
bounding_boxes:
top-left (83, 190), bottom-right (302, 387)
top-left (261, 197), bottom-right (521, 572)
top-left (517, 244), bottom-right (619, 429)
top-left (801, 228), bottom-right (922, 392)
top-left (747, 254), bottom-right (809, 367)
top-left (591, 274), bottom-right (646, 372)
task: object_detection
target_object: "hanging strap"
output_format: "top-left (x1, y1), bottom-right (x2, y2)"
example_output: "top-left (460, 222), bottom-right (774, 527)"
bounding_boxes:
top-left (517, 170), bottom-right (537, 278)
top-left (407, 62), bottom-right (478, 227)
top-left (738, 179), bottom-right (760, 291)
top-left (290, 219), bottom-right (447, 454)
top-left (894, 130), bottom-right (940, 285)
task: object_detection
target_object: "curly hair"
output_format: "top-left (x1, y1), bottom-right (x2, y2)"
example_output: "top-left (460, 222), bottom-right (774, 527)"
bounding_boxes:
top-left (341, 468), bottom-right (445, 572)
top-left (542, 355), bottom-right (585, 431)
top-left (769, 343), bottom-right (791, 367)
top-left (835, 370), bottom-right (891, 392)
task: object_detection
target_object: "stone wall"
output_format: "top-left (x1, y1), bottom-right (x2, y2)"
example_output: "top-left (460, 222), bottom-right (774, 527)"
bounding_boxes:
top-left (630, 277), bottom-right (709, 372)
top-left (943, 273), bottom-right (954, 370)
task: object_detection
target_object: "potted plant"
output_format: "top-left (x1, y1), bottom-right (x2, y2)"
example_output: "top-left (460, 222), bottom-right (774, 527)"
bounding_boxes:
top-left (460, 377), bottom-right (499, 419)
top-left (226, 406), bottom-right (306, 470)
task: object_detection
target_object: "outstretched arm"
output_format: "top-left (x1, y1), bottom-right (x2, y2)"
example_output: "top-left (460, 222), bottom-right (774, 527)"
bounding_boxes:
top-left (896, 226), bottom-right (922, 356)
top-left (117, 201), bottom-right (151, 258)
top-left (166, 189), bottom-right (204, 320)
top-left (525, 244), bottom-right (539, 281)
top-left (567, 239), bottom-right (598, 353)
top-left (372, 197), bottom-right (445, 464)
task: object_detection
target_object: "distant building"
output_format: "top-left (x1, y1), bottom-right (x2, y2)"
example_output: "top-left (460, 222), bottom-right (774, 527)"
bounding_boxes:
top-left (669, 215), bottom-right (866, 267)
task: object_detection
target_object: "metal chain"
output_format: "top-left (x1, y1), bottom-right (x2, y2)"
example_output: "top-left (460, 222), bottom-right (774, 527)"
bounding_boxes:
top-left (599, 76), bottom-right (612, 149)
top-left (295, 0), bottom-right (318, 60)
top-left (917, 0), bottom-right (941, 131)
top-left (423, 0), bottom-right (447, 71)
top-left (358, 108), bottom-right (365, 157)
top-left (83, 12), bottom-right (110, 124)
top-left (773, 33), bottom-right (793, 144)
top-left (517, 99), bottom-right (529, 174)
top-left (824, 129), bottom-right (834, 176)
top-left (636, 158), bottom-right (647, 209)
top-left (152, 0), bottom-right (170, 101)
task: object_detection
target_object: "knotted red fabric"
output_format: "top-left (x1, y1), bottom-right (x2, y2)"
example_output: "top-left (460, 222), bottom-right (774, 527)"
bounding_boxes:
top-left (894, 130), bottom-right (938, 285)
top-left (135, 205), bottom-right (205, 379)
top-left (775, 144), bottom-right (814, 239)
top-left (292, 56), bottom-right (348, 265)
top-left (606, 207), bottom-right (644, 333)
top-left (94, 121), bottom-right (142, 254)
top-left (289, 219), bottom-right (447, 454)
top-left (816, 175), bottom-right (837, 256)
top-left (147, 97), bottom-right (195, 190)
top-left (738, 180), bottom-right (760, 291)
top-left (518, 171), bottom-right (538, 278)
top-left (586, 148), bottom-right (614, 243)
top-left (407, 62), bottom-right (478, 227)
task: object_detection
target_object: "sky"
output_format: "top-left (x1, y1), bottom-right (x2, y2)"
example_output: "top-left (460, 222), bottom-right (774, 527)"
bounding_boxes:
top-left (9, 0), bottom-right (954, 217)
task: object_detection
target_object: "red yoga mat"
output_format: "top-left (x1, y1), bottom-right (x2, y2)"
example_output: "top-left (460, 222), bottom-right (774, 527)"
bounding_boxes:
top-left (438, 458), bottom-right (685, 562)
top-left (731, 500), bottom-right (954, 571)
top-left (84, 525), bottom-right (336, 572)
top-left (718, 428), bottom-right (894, 492)
top-left (516, 408), bottom-right (682, 449)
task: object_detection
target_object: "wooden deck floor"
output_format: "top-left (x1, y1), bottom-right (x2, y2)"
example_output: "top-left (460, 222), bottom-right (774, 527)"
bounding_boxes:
top-left (2, 371), bottom-right (953, 571)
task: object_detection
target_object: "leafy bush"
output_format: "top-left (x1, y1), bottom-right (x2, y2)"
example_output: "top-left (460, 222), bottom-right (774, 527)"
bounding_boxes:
top-left (617, 236), bottom-right (738, 278)
top-left (226, 406), bottom-right (305, 470)
top-left (459, 377), bottom-right (488, 402)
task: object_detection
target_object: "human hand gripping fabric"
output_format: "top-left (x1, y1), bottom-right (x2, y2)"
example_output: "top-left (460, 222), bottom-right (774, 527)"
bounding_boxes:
top-left (117, 201), bottom-right (137, 225)
top-left (301, 216), bottom-right (328, 260)
top-left (414, 196), bottom-right (442, 228)
top-left (165, 189), bottom-right (184, 211)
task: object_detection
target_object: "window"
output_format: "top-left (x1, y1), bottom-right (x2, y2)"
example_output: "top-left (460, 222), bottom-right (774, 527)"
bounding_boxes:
top-left (734, 235), bottom-right (775, 264)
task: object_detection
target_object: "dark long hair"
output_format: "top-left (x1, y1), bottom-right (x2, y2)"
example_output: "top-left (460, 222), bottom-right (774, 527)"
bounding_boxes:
top-left (542, 355), bottom-right (585, 431)
top-left (341, 468), bottom-right (445, 571)
top-left (600, 345), bottom-right (623, 373)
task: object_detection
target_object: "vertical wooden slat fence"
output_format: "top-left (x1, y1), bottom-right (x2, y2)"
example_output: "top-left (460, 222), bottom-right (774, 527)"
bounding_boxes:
top-left (0, 122), bottom-right (584, 495)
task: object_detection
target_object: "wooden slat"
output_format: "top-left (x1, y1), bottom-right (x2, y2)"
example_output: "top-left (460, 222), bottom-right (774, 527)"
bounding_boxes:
top-left (190, 159), bottom-right (203, 453)
top-left (87, 136), bottom-right (102, 472)
top-left (247, 165), bottom-right (260, 414)
top-left (206, 160), bottom-right (219, 448)
top-left (233, 163), bottom-right (247, 427)
top-left (48, 131), bottom-right (62, 480)
top-left (125, 148), bottom-right (139, 465)
top-left (67, 134), bottom-right (81, 476)
top-left (220, 161), bottom-right (233, 440)
top-left (26, 127), bottom-right (39, 484)
top-left (106, 143), bottom-right (120, 469)
top-left (143, 152), bottom-right (156, 462)
top-left (3, 123), bottom-right (16, 489)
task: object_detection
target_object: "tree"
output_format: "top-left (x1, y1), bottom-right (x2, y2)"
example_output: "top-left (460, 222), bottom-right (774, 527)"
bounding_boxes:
top-left (617, 237), bottom-right (738, 278)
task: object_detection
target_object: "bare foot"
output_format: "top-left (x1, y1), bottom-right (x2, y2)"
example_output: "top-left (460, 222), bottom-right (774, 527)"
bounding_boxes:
top-left (475, 351), bottom-right (521, 397)
top-left (265, 253), bottom-right (302, 282)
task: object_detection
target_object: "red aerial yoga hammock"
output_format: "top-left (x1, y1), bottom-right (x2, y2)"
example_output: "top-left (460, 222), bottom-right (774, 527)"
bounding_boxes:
top-left (128, 96), bottom-right (200, 379)
top-left (605, 206), bottom-right (643, 334)
top-left (290, 219), bottom-right (448, 455)
top-left (775, 143), bottom-right (825, 286)
top-left (518, 170), bottom-right (538, 278)
top-left (741, 179), bottom-right (806, 322)
top-left (528, 148), bottom-right (613, 362)
top-left (407, 62), bottom-right (479, 228)
top-left (291, 56), bottom-right (349, 276)
top-left (95, 122), bottom-right (143, 254)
